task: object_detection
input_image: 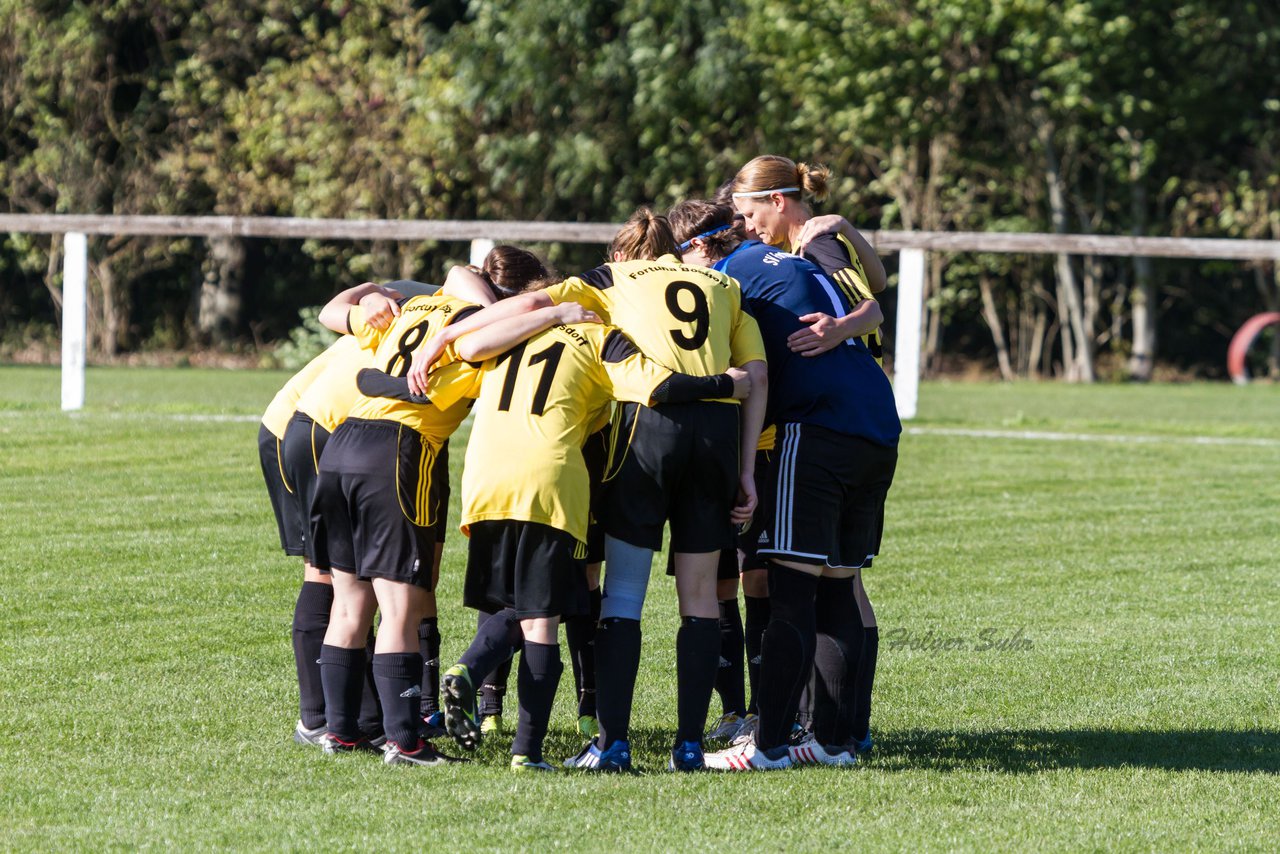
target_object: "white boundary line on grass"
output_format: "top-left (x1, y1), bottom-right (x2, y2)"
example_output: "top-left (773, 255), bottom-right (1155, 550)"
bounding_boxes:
top-left (906, 426), bottom-right (1280, 448)
top-left (9, 410), bottom-right (1278, 447)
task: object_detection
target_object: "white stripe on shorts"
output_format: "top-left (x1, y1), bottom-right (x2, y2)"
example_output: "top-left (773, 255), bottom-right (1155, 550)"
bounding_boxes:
top-left (775, 423), bottom-right (801, 551)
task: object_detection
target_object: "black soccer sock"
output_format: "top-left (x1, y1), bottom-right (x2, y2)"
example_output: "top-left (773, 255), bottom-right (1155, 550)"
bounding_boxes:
top-left (715, 598), bottom-right (747, 717)
top-left (511, 641), bottom-right (563, 763)
top-left (357, 628), bottom-right (383, 739)
top-left (755, 564), bottom-right (818, 751)
top-left (319, 644), bottom-right (367, 742)
top-left (812, 576), bottom-right (863, 746)
top-left (459, 608), bottom-right (522, 701)
top-left (594, 617), bottom-right (642, 748)
top-left (796, 675), bottom-right (814, 732)
top-left (417, 617), bottom-right (441, 716)
top-left (372, 651), bottom-right (424, 750)
top-left (480, 658), bottom-right (513, 717)
top-left (292, 581), bottom-right (332, 729)
top-left (676, 616), bottom-right (721, 744)
top-left (565, 587), bottom-right (602, 718)
top-left (852, 626), bottom-right (879, 742)
top-left (743, 594), bottom-right (771, 715)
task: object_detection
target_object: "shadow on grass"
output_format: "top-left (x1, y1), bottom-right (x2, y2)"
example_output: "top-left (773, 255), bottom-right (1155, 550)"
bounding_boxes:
top-left (868, 728), bottom-right (1280, 774)
top-left (452, 725), bottom-right (1278, 775)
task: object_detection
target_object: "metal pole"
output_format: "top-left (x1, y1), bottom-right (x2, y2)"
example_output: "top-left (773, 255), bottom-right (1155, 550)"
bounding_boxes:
top-left (894, 248), bottom-right (925, 420)
top-left (61, 232), bottom-right (88, 411)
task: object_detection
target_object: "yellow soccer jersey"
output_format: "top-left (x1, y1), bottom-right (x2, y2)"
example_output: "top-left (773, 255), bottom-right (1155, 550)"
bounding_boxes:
top-left (797, 232), bottom-right (884, 365)
top-left (343, 294), bottom-right (482, 444)
top-left (261, 337), bottom-right (346, 438)
top-left (293, 336), bottom-right (374, 433)
top-left (460, 323), bottom-right (673, 544)
top-left (545, 256), bottom-right (766, 394)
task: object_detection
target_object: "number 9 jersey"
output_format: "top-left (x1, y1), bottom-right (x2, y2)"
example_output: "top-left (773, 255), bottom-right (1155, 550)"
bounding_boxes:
top-left (343, 294), bottom-right (483, 443)
top-left (544, 255), bottom-right (767, 388)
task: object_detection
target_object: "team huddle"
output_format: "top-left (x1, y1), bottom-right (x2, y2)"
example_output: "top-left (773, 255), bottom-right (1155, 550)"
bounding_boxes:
top-left (257, 155), bottom-right (901, 772)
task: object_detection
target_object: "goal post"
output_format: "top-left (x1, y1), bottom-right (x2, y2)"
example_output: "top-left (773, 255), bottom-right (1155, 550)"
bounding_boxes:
top-left (61, 232), bottom-right (87, 412)
top-left (894, 248), bottom-right (925, 420)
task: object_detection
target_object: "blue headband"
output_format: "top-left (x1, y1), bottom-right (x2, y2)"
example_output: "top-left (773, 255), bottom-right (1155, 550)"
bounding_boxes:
top-left (679, 223), bottom-right (733, 252)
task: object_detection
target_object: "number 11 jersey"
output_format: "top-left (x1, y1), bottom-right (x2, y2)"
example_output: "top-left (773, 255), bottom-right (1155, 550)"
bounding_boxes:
top-left (459, 323), bottom-right (675, 545)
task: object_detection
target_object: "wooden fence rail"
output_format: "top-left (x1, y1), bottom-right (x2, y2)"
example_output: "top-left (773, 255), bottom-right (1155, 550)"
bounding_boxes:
top-left (5, 213), bottom-right (1276, 415)
top-left (3, 214), bottom-right (1279, 260)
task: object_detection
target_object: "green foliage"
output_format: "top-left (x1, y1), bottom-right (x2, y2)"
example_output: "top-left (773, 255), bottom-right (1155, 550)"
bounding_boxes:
top-left (2, 0), bottom-right (1279, 373)
top-left (268, 305), bottom-right (338, 370)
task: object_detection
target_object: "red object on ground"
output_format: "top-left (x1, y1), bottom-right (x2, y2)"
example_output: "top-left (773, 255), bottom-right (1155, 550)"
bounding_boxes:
top-left (1227, 312), bottom-right (1280, 385)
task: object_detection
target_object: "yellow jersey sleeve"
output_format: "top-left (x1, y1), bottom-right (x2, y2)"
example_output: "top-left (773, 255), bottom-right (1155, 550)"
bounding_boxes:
top-left (294, 336), bottom-right (374, 433)
top-left (545, 274), bottom-right (611, 318)
top-left (345, 304), bottom-right (393, 352)
top-left (424, 360), bottom-right (483, 412)
top-left (260, 337), bottom-right (345, 438)
top-left (597, 328), bottom-right (672, 405)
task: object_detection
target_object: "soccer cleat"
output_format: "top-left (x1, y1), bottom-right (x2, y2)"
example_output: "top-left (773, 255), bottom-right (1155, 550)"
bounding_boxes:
top-left (705, 713), bottom-right (743, 742)
top-left (384, 739), bottom-right (462, 767)
top-left (731, 713), bottom-right (759, 744)
top-left (511, 754), bottom-right (556, 773)
top-left (442, 664), bottom-right (482, 751)
top-left (705, 734), bottom-right (792, 771)
top-left (481, 714), bottom-right (505, 736)
top-left (788, 733), bottom-right (858, 767)
top-left (853, 731), bottom-right (874, 754)
top-left (293, 720), bottom-right (326, 747)
top-left (668, 740), bottom-right (706, 772)
top-left (577, 715), bottom-right (599, 740)
top-left (320, 733), bottom-right (383, 755)
top-left (788, 724), bottom-right (812, 746)
top-left (421, 710), bottom-right (447, 741)
top-left (594, 738), bottom-right (633, 773)
top-left (563, 739), bottom-right (603, 769)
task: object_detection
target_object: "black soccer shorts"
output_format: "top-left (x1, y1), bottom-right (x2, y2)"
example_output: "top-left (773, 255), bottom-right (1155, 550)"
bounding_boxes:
top-left (756, 423), bottom-right (897, 569)
top-left (601, 400), bottom-right (739, 554)
top-left (309, 418), bottom-right (437, 589)
top-left (281, 411), bottom-right (332, 565)
top-left (258, 423), bottom-right (303, 556)
top-left (463, 520), bottom-right (587, 619)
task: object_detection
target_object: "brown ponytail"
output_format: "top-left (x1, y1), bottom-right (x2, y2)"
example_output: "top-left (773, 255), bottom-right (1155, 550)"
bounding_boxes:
top-left (480, 245), bottom-right (550, 299)
top-left (608, 206), bottom-right (681, 261)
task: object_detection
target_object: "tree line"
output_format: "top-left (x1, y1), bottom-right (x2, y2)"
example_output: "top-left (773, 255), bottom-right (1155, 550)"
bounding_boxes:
top-left (2, 0), bottom-right (1277, 379)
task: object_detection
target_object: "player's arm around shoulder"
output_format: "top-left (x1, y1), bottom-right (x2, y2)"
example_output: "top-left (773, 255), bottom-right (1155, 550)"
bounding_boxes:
top-left (317, 281), bottom-right (404, 336)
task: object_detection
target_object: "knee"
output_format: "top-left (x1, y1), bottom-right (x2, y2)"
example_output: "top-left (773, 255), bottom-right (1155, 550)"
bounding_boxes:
top-left (600, 580), bottom-right (645, 621)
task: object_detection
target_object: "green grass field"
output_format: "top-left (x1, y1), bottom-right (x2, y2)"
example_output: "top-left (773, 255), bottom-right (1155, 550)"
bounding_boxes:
top-left (2, 366), bottom-right (1277, 851)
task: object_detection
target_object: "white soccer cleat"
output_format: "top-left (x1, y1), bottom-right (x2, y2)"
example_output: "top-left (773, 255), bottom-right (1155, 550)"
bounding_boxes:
top-left (788, 733), bottom-right (858, 767)
top-left (705, 734), bottom-right (792, 771)
top-left (293, 719), bottom-right (326, 747)
top-left (706, 712), bottom-right (743, 742)
top-left (563, 739), bottom-right (603, 769)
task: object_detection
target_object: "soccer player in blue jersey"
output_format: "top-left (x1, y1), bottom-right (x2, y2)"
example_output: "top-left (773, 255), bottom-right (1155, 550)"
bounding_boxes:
top-left (670, 199), bottom-right (900, 770)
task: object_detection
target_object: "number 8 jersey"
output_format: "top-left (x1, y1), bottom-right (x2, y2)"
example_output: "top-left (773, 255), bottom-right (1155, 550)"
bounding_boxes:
top-left (343, 294), bottom-right (482, 444)
top-left (544, 255), bottom-right (767, 389)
